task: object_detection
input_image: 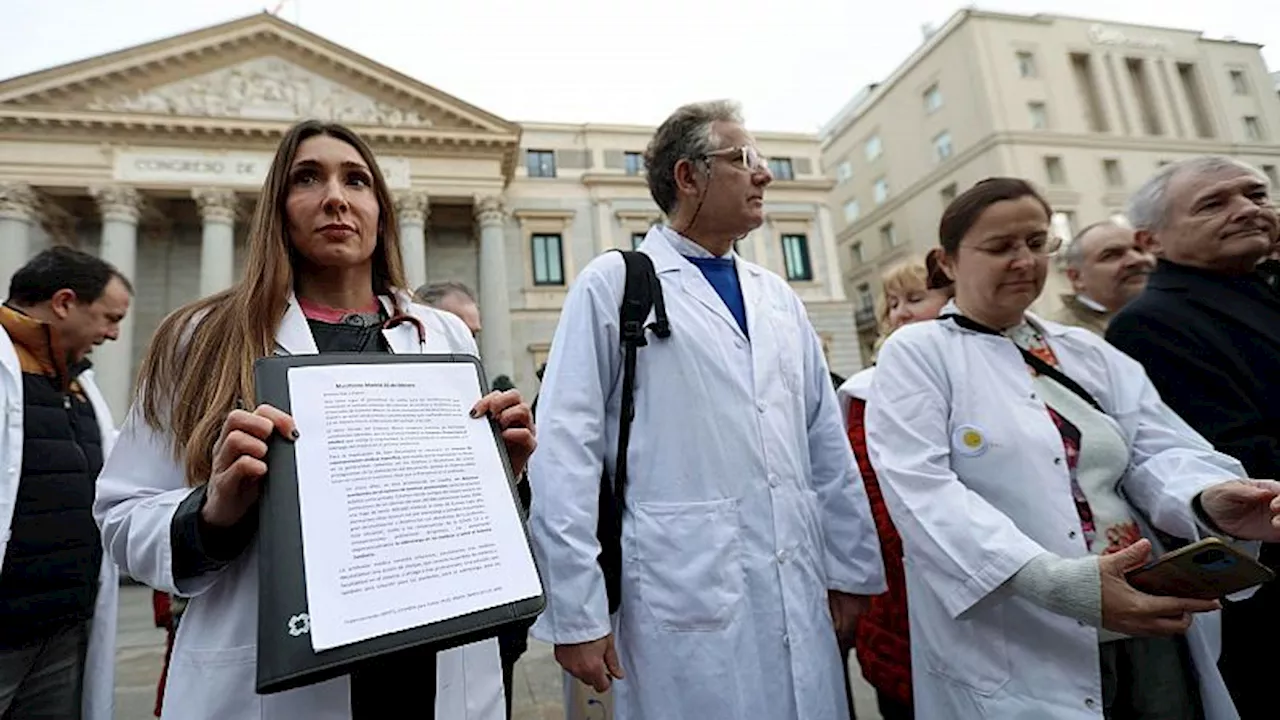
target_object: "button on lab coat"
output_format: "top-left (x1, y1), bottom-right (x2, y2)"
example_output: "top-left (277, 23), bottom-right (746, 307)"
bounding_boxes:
top-left (865, 307), bottom-right (1251, 719)
top-left (528, 228), bottom-right (885, 720)
top-left (0, 333), bottom-right (118, 720)
top-left (93, 293), bottom-right (506, 720)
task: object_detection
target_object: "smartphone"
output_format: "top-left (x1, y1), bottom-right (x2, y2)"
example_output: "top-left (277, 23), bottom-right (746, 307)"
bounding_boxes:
top-left (1125, 537), bottom-right (1275, 600)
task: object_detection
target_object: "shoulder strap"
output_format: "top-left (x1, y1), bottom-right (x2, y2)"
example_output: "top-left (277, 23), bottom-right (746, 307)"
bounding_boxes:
top-left (613, 250), bottom-right (669, 508)
top-left (940, 314), bottom-right (1103, 412)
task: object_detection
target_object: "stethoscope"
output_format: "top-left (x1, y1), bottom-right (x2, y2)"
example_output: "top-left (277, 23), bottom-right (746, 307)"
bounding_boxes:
top-left (384, 313), bottom-right (427, 350)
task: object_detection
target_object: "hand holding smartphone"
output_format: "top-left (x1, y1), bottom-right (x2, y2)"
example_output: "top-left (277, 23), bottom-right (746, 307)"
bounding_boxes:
top-left (1125, 537), bottom-right (1274, 600)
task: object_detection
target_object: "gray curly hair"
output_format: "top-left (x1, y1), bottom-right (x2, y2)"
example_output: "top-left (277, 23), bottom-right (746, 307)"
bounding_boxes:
top-left (644, 100), bottom-right (744, 215)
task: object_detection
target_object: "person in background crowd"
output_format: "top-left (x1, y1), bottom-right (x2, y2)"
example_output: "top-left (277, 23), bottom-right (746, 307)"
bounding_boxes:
top-left (834, 251), bottom-right (953, 720)
top-left (0, 246), bottom-right (131, 720)
top-left (867, 176), bottom-right (1280, 719)
top-left (1106, 155), bottom-right (1280, 719)
top-left (416, 281), bottom-right (481, 338)
top-left (529, 100), bottom-right (885, 720)
top-left (94, 119), bottom-right (534, 720)
top-left (1047, 221), bottom-right (1154, 335)
top-left (417, 279), bottom-right (529, 720)
top-left (150, 590), bottom-right (186, 717)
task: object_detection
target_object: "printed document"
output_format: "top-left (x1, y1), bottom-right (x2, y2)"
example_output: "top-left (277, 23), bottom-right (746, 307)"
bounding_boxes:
top-left (286, 361), bottom-right (542, 651)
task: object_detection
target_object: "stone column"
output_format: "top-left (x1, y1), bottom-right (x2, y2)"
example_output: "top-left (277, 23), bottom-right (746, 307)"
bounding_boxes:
top-left (91, 185), bottom-right (142, 424)
top-left (816, 205), bottom-right (846, 300)
top-left (395, 191), bottom-right (429, 291)
top-left (0, 182), bottom-right (38, 289)
top-left (475, 196), bottom-right (513, 377)
top-left (193, 187), bottom-right (238, 297)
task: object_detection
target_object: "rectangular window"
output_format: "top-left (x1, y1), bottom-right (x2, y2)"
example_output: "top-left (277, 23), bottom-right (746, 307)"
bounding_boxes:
top-left (631, 232), bottom-right (646, 250)
top-left (1230, 69), bottom-right (1250, 95)
top-left (857, 283), bottom-right (874, 310)
top-left (873, 177), bottom-right (889, 205)
top-left (1028, 101), bottom-right (1048, 130)
top-left (1044, 156), bottom-right (1066, 185)
top-left (781, 234), bottom-right (813, 281)
top-left (526, 150), bottom-right (556, 178)
top-left (933, 131), bottom-right (953, 162)
top-left (1244, 116), bottom-right (1265, 141)
top-left (531, 233), bottom-right (564, 285)
top-left (843, 199), bottom-right (861, 223)
top-left (880, 223), bottom-right (897, 250)
top-left (1103, 159), bottom-right (1124, 188)
top-left (1051, 211), bottom-right (1076, 244)
top-left (1177, 62), bottom-right (1214, 138)
top-left (1016, 51), bottom-right (1038, 78)
top-left (1070, 53), bottom-right (1109, 132)
top-left (940, 183), bottom-right (958, 206)
top-left (835, 161), bottom-right (853, 183)
top-left (923, 83), bottom-right (943, 113)
top-left (1126, 58), bottom-right (1163, 136)
top-left (624, 151), bottom-right (644, 176)
top-left (851, 242), bottom-right (864, 265)
top-left (865, 135), bottom-right (883, 162)
top-left (768, 157), bottom-right (794, 181)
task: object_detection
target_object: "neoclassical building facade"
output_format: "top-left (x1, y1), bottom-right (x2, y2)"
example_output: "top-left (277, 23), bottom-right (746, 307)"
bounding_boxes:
top-left (0, 13), bottom-right (855, 422)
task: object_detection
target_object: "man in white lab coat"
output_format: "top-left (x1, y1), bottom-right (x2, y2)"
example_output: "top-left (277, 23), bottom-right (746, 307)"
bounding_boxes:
top-left (528, 100), bottom-right (886, 720)
top-left (0, 247), bottom-right (131, 720)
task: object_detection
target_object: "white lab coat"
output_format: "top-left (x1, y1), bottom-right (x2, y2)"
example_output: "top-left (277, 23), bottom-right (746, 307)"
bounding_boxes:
top-left (0, 333), bottom-right (118, 720)
top-left (865, 304), bottom-right (1250, 719)
top-left (528, 227), bottom-right (886, 720)
top-left (93, 292), bottom-right (505, 720)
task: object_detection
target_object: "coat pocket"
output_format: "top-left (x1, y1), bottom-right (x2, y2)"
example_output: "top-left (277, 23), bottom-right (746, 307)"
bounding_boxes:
top-left (163, 644), bottom-right (259, 719)
top-left (633, 498), bottom-right (744, 632)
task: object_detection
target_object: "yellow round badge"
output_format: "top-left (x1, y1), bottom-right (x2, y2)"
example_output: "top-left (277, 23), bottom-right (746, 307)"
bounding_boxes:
top-left (952, 424), bottom-right (989, 456)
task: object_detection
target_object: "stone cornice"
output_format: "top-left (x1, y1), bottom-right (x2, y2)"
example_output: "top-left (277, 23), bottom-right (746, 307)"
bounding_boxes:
top-left (0, 108), bottom-right (518, 147)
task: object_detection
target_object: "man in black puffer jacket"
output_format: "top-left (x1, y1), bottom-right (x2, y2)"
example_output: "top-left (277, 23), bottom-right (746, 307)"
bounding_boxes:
top-left (0, 247), bottom-right (131, 719)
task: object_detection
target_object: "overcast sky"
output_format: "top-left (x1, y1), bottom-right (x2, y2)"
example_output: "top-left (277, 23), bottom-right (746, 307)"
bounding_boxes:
top-left (2, 0), bottom-right (1277, 133)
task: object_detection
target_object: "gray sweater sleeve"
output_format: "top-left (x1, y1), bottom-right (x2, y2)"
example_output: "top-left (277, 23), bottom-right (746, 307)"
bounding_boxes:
top-left (1008, 552), bottom-right (1103, 627)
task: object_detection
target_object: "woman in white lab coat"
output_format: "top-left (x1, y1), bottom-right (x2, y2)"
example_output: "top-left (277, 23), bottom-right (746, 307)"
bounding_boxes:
top-left (93, 120), bottom-right (535, 720)
top-left (865, 177), bottom-right (1280, 719)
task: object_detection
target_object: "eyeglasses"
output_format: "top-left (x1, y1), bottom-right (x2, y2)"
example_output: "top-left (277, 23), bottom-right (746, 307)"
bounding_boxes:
top-left (963, 234), bottom-right (1063, 259)
top-left (702, 145), bottom-right (770, 173)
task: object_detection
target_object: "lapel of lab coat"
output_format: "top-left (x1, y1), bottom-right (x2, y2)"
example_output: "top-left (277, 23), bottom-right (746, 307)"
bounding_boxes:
top-left (647, 227), bottom-right (750, 344)
top-left (272, 292), bottom-right (422, 356)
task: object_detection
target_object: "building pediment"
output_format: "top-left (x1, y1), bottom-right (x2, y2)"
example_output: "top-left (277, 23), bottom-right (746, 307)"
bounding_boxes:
top-left (0, 12), bottom-right (520, 176)
top-left (80, 55), bottom-right (443, 130)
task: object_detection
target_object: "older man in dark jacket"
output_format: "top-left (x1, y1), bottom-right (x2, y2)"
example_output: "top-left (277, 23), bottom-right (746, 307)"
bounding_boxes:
top-left (1107, 155), bottom-right (1280, 719)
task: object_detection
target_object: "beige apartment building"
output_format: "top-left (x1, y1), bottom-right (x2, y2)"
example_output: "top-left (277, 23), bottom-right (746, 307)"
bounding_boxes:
top-left (0, 12), bottom-right (854, 423)
top-left (821, 9), bottom-right (1280, 363)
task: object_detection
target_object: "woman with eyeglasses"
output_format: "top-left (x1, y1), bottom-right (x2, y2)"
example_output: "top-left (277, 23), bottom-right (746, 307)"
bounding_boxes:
top-left (94, 120), bottom-right (534, 720)
top-left (864, 177), bottom-right (1280, 718)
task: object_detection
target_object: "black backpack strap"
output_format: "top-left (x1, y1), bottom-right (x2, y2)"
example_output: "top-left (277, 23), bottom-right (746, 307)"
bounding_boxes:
top-left (941, 313), bottom-right (1103, 412)
top-left (598, 249), bottom-right (668, 613)
top-left (614, 250), bottom-right (669, 505)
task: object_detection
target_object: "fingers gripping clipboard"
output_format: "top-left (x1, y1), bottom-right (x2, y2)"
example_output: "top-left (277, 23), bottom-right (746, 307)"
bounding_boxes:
top-left (251, 352), bottom-right (545, 695)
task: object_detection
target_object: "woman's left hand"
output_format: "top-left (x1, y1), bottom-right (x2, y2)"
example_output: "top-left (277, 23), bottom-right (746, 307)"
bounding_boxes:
top-left (472, 389), bottom-right (536, 477)
top-left (1200, 479), bottom-right (1280, 542)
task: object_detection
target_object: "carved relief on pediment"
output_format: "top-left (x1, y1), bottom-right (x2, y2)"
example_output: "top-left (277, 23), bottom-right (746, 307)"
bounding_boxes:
top-left (85, 56), bottom-right (437, 128)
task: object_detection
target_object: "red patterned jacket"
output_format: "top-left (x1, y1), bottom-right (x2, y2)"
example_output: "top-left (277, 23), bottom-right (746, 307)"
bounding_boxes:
top-left (845, 393), bottom-right (913, 707)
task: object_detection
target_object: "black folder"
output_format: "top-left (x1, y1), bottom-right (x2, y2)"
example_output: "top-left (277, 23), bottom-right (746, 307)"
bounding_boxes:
top-left (251, 352), bottom-right (545, 695)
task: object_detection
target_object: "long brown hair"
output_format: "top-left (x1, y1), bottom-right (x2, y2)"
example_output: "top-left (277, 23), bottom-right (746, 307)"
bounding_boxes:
top-left (136, 120), bottom-right (407, 486)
